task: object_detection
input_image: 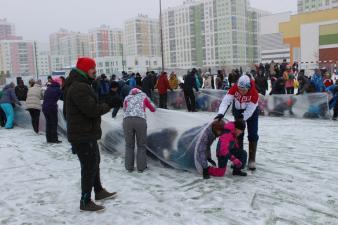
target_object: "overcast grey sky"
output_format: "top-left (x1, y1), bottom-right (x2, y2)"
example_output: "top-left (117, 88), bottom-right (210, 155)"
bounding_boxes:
top-left (0, 0), bottom-right (297, 42)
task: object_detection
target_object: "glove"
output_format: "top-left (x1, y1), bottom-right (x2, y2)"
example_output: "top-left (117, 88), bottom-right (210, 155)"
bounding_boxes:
top-left (214, 114), bottom-right (224, 121)
top-left (231, 156), bottom-right (242, 169)
top-left (207, 158), bottom-right (216, 167)
top-left (203, 168), bottom-right (210, 179)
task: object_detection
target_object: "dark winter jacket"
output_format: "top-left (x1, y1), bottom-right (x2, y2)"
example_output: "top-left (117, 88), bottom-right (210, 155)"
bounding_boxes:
top-left (64, 69), bottom-right (111, 143)
top-left (42, 82), bottom-right (62, 113)
top-left (0, 84), bottom-right (20, 105)
top-left (136, 75), bottom-right (142, 87)
top-left (255, 75), bottom-right (268, 96)
top-left (297, 75), bottom-right (311, 95)
top-left (183, 73), bottom-right (198, 91)
top-left (102, 90), bottom-right (122, 117)
top-left (270, 77), bottom-right (286, 95)
top-left (98, 79), bottom-right (111, 98)
top-left (118, 80), bottom-right (132, 101)
top-left (142, 74), bottom-right (154, 97)
top-left (228, 72), bottom-right (240, 86)
top-left (15, 85), bottom-right (28, 101)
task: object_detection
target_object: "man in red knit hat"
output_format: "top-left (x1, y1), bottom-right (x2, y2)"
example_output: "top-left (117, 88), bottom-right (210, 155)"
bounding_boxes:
top-left (63, 57), bottom-right (117, 212)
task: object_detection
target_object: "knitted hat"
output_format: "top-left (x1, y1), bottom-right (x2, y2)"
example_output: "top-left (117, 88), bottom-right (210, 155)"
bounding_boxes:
top-left (76, 57), bottom-right (96, 74)
top-left (238, 75), bottom-right (251, 89)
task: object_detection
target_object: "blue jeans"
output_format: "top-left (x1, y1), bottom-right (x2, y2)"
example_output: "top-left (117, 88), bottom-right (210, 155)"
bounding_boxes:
top-left (233, 107), bottom-right (259, 149)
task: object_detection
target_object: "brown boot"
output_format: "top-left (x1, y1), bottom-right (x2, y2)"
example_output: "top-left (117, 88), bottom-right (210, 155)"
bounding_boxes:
top-left (95, 188), bottom-right (117, 201)
top-left (80, 199), bottom-right (105, 212)
top-left (248, 142), bottom-right (257, 171)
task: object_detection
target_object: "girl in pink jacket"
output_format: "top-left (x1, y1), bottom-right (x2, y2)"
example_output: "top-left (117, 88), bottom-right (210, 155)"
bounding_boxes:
top-left (208, 119), bottom-right (247, 177)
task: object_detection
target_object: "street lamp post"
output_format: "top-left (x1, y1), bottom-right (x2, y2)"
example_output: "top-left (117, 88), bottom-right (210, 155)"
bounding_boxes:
top-left (159, 0), bottom-right (165, 72)
top-left (34, 41), bottom-right (39, 80)
top-left (121, 43), bottom-right (125, 72)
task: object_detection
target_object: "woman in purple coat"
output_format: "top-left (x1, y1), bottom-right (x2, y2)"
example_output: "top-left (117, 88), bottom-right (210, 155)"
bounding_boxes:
top-left (42, 81), bottom-right (62, 143)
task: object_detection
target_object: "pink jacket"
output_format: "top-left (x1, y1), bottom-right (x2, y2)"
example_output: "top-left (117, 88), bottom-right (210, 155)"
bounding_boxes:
top-left (217, 122), bottom-right (238, 157)
top-left (208, 122), bottom-right (241, 177)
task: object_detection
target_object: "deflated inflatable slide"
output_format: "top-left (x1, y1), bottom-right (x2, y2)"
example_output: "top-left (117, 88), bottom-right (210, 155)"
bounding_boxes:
top-left (13, 92), bottom-right (331, 173)
top-left (100, 109), bottom-right (216, 173)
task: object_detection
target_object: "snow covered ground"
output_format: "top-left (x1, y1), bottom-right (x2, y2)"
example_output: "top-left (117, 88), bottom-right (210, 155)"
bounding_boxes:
top-left (1, 115), bottom-right (338, 225)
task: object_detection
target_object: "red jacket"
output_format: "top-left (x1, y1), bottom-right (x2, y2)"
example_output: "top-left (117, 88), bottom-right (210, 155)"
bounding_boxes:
top-left (156, 74), bottom-right (170, 95)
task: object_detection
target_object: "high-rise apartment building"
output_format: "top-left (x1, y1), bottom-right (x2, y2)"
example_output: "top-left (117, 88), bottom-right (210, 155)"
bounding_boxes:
top-left (59, 32), bottom-right (89, 67)
top-left (298, 0), bottom-right (338, 13)
top-left (49, 29), bottom-right (69, 56)
top-left (49, 30), bottom-right (89, 70)
top-left (35, 43), bottom-right (51, 76)
top-left (0, 40), bottom-right (36, 77)
top-left (124, 15), bottom-right (162, 72)
top-left (89, 25), bottom-right (123, 58)
top-left (0, 18), bottom-right (22, 41)
top-left (162, 0), bottom-right (262, 70)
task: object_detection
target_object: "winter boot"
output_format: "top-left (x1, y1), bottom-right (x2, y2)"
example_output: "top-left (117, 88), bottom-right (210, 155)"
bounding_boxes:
top-left (248, 141), bottom-right (257, 171)
top-left (80, 199), bottom-right (105, 212)
top-left (232, 169), bottom-right (247, 176)
top-left (333, 111), bottom-right (337, 120)
top-left (95, 189), bottom-right (117, 201)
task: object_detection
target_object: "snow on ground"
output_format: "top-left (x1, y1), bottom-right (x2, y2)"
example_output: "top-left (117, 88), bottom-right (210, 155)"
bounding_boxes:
top-left (0, 116), bottom-right (338, 225)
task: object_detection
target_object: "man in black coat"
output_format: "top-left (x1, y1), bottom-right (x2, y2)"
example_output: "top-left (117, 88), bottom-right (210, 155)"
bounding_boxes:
top-left (142, 72), bottom-right (154, 98)
top-left (103, 81), bottom-right (122, 118)
top-left (255, 71), bottom-right (268, 96)
top-left (270, 77), bottom-right (286, 95)
top-left (183, 68), bottom-right (199, 112)
top-left (15, 79), bottom-right (28, 101)
top-left (63, 57), bottom-right (117, 212)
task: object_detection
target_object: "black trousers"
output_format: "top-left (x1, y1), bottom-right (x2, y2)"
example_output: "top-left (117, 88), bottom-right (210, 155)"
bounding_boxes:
top-left (72, 141), bottom-right (103, 201)
top-left (183, 89), bottom-right (196, 112)
top-left (159, 93), bottom-right (168, 109)
top-left (43, 110), bottom-right (58, 142)
top-left (27, 109), bottom-right (40, 133)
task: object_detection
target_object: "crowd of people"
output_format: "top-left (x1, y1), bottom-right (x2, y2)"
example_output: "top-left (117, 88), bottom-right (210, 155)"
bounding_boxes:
top-left (0, 57), bottom-right (337, 212)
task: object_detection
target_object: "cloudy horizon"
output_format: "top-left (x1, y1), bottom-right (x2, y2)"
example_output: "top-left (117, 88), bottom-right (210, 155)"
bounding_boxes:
top-left (1, 0), bottom-right (297, 43)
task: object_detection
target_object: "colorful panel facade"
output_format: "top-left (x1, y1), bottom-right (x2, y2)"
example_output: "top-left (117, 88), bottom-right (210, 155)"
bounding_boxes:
top-left (279, 8), bottom-right (338, 62)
